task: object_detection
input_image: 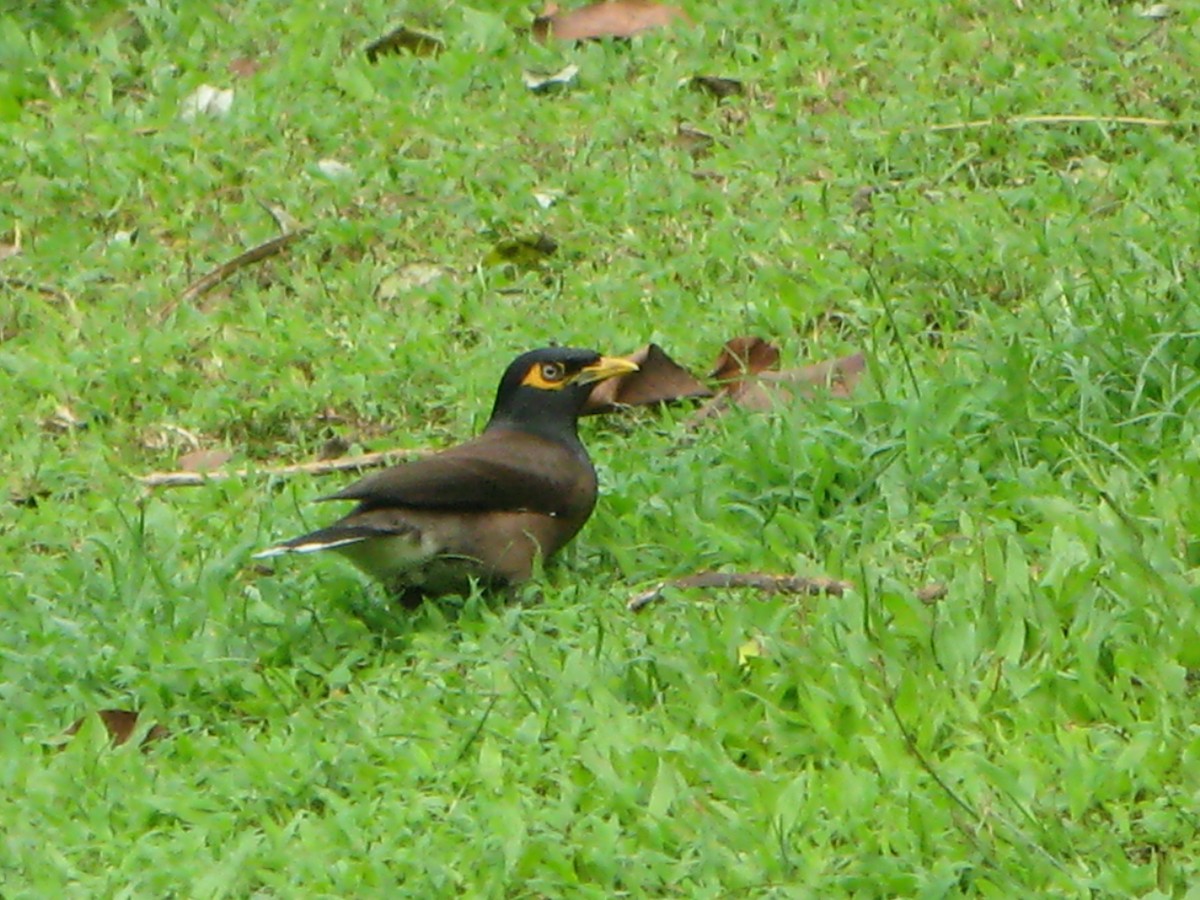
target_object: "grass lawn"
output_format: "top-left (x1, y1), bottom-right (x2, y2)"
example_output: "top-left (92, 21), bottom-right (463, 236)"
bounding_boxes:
top-left (3, 0), bottom-right (1200, 895)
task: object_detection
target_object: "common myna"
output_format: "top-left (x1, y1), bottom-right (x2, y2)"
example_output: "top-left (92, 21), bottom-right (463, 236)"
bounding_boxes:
top-left (255, 347), bottom-right (638, 604)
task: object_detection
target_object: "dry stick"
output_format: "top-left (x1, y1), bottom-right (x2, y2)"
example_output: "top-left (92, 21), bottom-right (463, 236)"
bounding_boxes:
top-left (628, 571), bottom-right (850, 613)
top-left (928, 114), bottom-right (1174, 133)
top-left (1, 277), bottom-right (74, 304)
top-left (137, 447), bottom-right (418, 489)
top-left (158, 227), bottom-right (313, 322)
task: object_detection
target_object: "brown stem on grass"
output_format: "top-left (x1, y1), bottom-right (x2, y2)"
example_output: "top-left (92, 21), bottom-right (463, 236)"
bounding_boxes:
top-left (628, 571), bottom-right (851, 612)
top-left (158, 227), bottom-right (313, 322)
top-left (927, 114), bottom-right (1173, 133)
top-left (136, 447), bottom-right (419, 489)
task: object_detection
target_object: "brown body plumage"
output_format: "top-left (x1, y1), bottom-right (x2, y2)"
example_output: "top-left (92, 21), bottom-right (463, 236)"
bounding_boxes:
top-left (256, 348), bottom-right (636, 604)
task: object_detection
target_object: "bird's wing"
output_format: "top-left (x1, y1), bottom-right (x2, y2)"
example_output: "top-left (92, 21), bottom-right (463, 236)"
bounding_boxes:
top-left (319, 429), bottom-right (591, 516)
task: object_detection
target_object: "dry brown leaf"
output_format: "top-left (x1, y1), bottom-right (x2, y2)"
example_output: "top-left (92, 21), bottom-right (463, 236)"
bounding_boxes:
top-left (484, 233), bottom-right (558, 268)
top-left (227, 57), bottom-right (260, 78)
top-left (365, 25), bottom-right (444, 62)
top-left (709, 336), bottom-right (781, 382)
top-left (690, 344), bottom-right (865, 425)
top-left (533, 1), bottom-right (691, 43)
top-left (583, 343), bottom-right (712, 415)
top-left (41, 404), bottom-right (84, 434)
top-left (178, 448), bottom-right (233, 472)
top-left (917, 582), bottom-right (948, 604)
top-left (672, 123), bottom-right (715, 156)
top-left (64, 709), bottom-right (170, 748)
top-left (691, 76), bottom-right (744, 99)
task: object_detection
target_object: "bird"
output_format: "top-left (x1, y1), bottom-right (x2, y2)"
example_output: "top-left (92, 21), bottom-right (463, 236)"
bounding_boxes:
top-left (255, 347), bottom-right (638, 605)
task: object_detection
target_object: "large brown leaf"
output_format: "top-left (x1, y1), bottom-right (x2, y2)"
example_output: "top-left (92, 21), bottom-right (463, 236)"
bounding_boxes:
top-left (690, 338), bottom-right (866, 425)
top-left (583, 343), bottom-right (711, 415)
top-left (708, 336), bottom-right (781, 382)
top-left (63, 709), bottom-right (170, 748)
top-left (533, 1), bottom-right (692, 43)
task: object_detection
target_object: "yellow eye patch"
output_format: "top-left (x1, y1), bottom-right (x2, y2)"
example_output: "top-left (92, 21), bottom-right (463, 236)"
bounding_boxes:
top-left (521, 362), bottom-right (571, 390)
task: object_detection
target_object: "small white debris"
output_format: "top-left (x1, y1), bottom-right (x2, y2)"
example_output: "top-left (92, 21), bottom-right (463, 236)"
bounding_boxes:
top-left (316, 159), bottom-right (355, 179)
top-left (1139, 3), bottom-right (1172, 19)
top-left (533, 189), bottom-right (563, 209)
top-left (180, 84), bottom-right (234, 121)
top-left (522, 64), bottom-right (579, 93)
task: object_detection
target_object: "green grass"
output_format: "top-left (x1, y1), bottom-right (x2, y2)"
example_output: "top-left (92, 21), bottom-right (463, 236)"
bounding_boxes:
top-left (3, 0), bottom-right (1200, 894)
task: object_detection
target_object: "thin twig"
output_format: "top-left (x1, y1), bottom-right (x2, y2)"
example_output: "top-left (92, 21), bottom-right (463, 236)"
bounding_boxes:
top-left (628, 571), bottom-right (850, 613)
top-left (158, 227), bottom-right (312, 322)
top-left (136, 447), bottom-right (419, 489)
top-left (927, 114), bottom-right (1174, 133)
top-left (1, 277), bottom-right (74, 304)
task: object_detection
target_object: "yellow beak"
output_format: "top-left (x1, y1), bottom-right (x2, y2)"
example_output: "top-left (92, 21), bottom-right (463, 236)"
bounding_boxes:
top-left (576, 355), bottom-right (640, 385)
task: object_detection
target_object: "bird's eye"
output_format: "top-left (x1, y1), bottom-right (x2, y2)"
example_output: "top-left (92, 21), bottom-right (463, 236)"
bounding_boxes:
top-left (540, 362), bottom-right (565, 382)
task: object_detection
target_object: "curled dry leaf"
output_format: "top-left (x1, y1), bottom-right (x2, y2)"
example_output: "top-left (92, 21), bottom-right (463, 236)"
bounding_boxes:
top-left (690, 76), bottom-right (744, 99)
top-left (63, 709), bottom-right (170, 748)
top-left (365, 25), bottom-right (445, 62)
top-left (583, 343), bottom-right (712, 415)
top-left (690, 337), bottom-right (866, 425)
top-left (522, 63), bottom-right (580, 93)
top-left (227, 57), bottom-right (260, 78)
top-left (376, 262), bottom-right (449, 300)
top-left (41, 404), bottom-right (85, 434)
top-left (709, 336), bottom-right (781, 382)
top-left (533, 1), bottom-right (691, 43)
top-left (673, 123), bottom-right (715, 156)
top-left (178, 448), bottom-right (233, 473)
top-left (916, 582), bottom-right (949, 604)
top-left (484, 234), bottom-right (558, 268)
top-left (316, 159), bottom-right (355, 180)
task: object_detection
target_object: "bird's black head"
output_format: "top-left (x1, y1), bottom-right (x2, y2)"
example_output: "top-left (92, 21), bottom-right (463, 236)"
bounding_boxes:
top-left (486, 347), bottom-right (639, 441)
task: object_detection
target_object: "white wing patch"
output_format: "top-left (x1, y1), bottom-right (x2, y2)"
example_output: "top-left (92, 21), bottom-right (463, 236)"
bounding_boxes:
top-left (253, 536), bottom-right (367, 558)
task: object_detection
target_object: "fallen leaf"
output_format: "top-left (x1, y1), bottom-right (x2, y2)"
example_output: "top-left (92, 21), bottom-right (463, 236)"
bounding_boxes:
top-left (690, 341), bottom-right (865, 425)
top-left (63, 709), bottom-right (170, 748)
top-left (917, 582), bottom-right (948, 604)
top-left (257, 197), bottom-right (302, 234)
top-left (376, 262), bottom-right (449, 300)
top-left (709, 336), bottom-right (781, 382)
top-left (583, 343), bottom-right (712, 414)
top-left (522, 63), bottom-right (580, 93)
top-left (1138, 3), bottom-right (1172, 19)
top-left (365, 25), bottom-right (445, 61)
top-left (533, 188), bottom-right (564, 209)
top-left (180, 84), bottom-right (234, 121)
top-left (851, 185), bottom-right (877, 215)
top-left (673, 123), bottom-right (715, 155)
top-left (228, 57), bottom-right (260, 78)
top-left (178, 448), bottom-right (233, 472)
top-left (141, 423), bottom-right (202, 453)
top-left (319, 436), bottom-right (351, 460)
top-left (316, 159), bottom-right (355, 180)
top-left (690, 75), bottom-right (744, 99)
top-left (533, 1), bottom-right (691, 43)
top-left (484, 234), bottom-right (558, 268)
top-left (41, 404), bottom-right (84, 434)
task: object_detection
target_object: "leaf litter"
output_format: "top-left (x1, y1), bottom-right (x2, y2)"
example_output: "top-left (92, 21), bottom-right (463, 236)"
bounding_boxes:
top-left (532, 1), bottom-right (692, 43)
